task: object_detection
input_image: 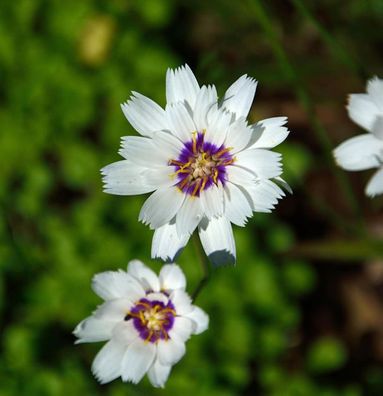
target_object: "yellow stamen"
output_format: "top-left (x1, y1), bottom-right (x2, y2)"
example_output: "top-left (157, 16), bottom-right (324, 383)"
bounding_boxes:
top-left (191, 179), bottom-right (202, 196)
top-left (192, 131), bottom-right (197, 153)
top-left (214, 147), bottom-right (233, 158)
top-left (200, 176), bottom-right (208, 192)
top-left (213, 169), bottom-right (219, 184)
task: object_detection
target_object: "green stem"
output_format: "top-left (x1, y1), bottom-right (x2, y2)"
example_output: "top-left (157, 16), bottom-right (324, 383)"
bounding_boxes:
top-left (191, 233), bottom-right (211, 302)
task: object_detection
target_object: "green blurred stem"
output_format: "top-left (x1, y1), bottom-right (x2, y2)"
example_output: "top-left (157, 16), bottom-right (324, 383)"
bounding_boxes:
top-left (191, 233), bottom-right (211, 302)
top-left (249, 0), bottom-right (363, 227)
top-left (290, 0), bottom-right (366, 78)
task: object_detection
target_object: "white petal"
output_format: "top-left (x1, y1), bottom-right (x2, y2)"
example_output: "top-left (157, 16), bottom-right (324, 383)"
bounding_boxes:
top-left (193, 85), bottom-right (218, 131)
top-left (246, 179), bottom-right (284, 213)
top-left (223, 182), bottom-right (253, 226)
top-left (92, 340), bottom-right (126, 384)
top-left (157, 337), bottom-right (186, 366)
top-left (166, 64), bottom-right (200, 107)
top-left (226, 164), bottom-right (257, 185)
top-left (367, 77), bottom-right (383, 111)
top-left (200, 183), bottom-right (224, 219)
top-left (139, 186), bottom-right (185, 229)
top-left (204, 107), bottom-right (232, 147)
top-left (198, 216), bottom-right (236, 266)
top-left (347, 93), bottom-right (380, 131)
top-left (112, 321), bottom-right (139, 345)
top-left (73, 316), bottom-right (116, 344)
top-left (166, 102), bottom-right (196, 142)
top-left (235, 148), bottom-right (282, 179)
top-left (121, 339), bottom-right (156, 384)
top-left (176, 196), bottom-right (203, 236)
top-left (159, 264), bottom-right (186, 291)
top-left (127, 259), bottom-right (160, 292)
top-left (222, 75), bottom-right (257, 118)
top-left (168, 316), bottom-right (194, 342)
top-left (119, 136), bottom-right (165, 167)
top-left (274, 176), bottom-right (292, 194)
top-left (152, 130), bottom-right (184, 160)
top-left (146, 292), bottom-right (169, 305)
top-left (93, 299), bottom-right (133, 322)
top-left (151, 222), bottom-right (190, 261)
top-left (372, 116), bottom-right (383, 140)
top-left (92, 270), bottom-right (144, 301)
top-left (366, 167), bottom-right (383, 197)
top-left (250, 117), bottom-right (289, 149)
top-left (224, 117), bottom-right (253, 153)
top-left (121, 92), bottom-right (168, 137)
top-left (185, 306), bottom-right (209, 335)
top-left (169, 289), bottom-right (193, 315)
top-left (334, 134), bottom-right (383, 171)
top-left (147, 358), bottom-right (172, 388)
top-left (101, 160), bottom-right (157, 196)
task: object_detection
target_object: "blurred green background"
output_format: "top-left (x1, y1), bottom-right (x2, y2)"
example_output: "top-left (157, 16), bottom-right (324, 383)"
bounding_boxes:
top-left (1, 0), bottom-right (383, 395)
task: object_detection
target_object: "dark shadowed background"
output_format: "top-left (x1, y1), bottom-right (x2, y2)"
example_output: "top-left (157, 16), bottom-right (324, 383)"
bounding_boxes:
top-left (1, 0), bottom-right (383, 395)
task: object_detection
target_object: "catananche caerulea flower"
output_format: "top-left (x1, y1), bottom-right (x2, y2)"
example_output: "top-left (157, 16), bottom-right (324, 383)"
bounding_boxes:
top-left (102, 65), bottom-right (290, 264)
top-left (74, 260), bottom-right (208, 388)
top-left (334, 77), bottom-right (383, 197)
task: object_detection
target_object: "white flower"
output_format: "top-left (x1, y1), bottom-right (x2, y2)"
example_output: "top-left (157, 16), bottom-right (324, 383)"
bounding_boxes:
top-left (102, 64), bottom-right (290, 265)
top-left (334, 77), bottom-right (383, 197)
top-left (74, 260), bottom-right (208, 388)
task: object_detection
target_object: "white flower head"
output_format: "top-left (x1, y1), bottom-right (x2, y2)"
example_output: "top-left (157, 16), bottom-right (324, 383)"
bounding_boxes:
top-left (74, 260), bottom-right (208, 388)
top-left (102, 65), bottom-right (290, 265)
top-left (334, 77), bottom-right (383, 197)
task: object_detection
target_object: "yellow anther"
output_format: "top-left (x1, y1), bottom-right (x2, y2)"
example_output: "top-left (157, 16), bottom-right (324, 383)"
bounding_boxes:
top-left (213, 169), bottom-right (219, 184)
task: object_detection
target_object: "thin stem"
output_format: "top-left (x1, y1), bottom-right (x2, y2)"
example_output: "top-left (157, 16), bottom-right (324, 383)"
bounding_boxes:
top-left (191, 233), bottom-right (211, 302)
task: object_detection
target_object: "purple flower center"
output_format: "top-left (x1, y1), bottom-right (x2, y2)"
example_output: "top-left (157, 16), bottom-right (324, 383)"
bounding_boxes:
top-left (169, 132), bottom-right (235, 197)
top-left (126, 298), bottom-right (176, 343)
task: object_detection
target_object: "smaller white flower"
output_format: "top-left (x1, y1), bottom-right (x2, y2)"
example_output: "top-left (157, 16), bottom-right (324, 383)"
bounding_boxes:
top-left (334, 77), bottom-right (383, 197)
top-left (73, 260), bottom-right (208, 388)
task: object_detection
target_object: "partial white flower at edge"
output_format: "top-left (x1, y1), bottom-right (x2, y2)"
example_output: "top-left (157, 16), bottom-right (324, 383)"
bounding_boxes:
top-left (73, 260), bottom-right (208, 388)
top-left (102, 64), bottom-right (291, 265)
top-left (334, 77), bottom-right (383, 197)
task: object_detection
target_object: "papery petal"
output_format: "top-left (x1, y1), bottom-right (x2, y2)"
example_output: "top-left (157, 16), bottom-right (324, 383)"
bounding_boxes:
top-left (101, 161), bottom-right (157, 196)
top-left (222, 75), bottom-right (257, 118)
top-left (119, 136), bottom-right (165, 167)
top-left (73, 316), bottom-right (116, 344)
top-left (166, 102), bottom-right (196, 142)
top-left (198, 216), bottom-right (236, 266)
top-left (112, 320), bottom-right (139, 345)
top-left (200, 183), bottom-right (224, 220)
top-left (166, 64), bottom-right (200, 107)
top-left (159, 264), bottom-right (186, 291)
top-left (367, 77), bottom-right (383, 111)
top-left (127, 259), bottom-right (160, 292)
top-left (204, 107), bottom-right (232, 147)
top-left (176, 196), bottom-right (203, 236)
top-left (193, 85), bottom-right (218, 131)
top-left (147, 358), bottom-right (172, 388)
top-left (366, 167), bottom-right (383, 197)
top-left (185, 306), bottom-right (209, 335)
top-left (334, 134), bottom-right (383, 171)
top-left (92, 340), bottom-right (126, 384)
top-left (151, 222), bottom-right (190, 261)
top-left (139, 186), bottom-right (185, 229)
top-left (223, 182), bottom-right (253, 226)
top-left (121, 339), bottom-right (156, 384)
top-left (168, 316), bottom-right (194, 342)
top-left (372, 116), bottom-right (383, 140)
top-left (92, 270), bottom-right (144, 301)
top-left (250, 117), bottom-right (289, 149)
top-left (157, 337), bottom-right (186, 366)
top-left (170, 289), bottom-right (193, 315)
top-left (246, 179), bottom-right (285, 213)
top-left (224, 117), bottom-right (253, 153)
top-left (347, 93), bottom-right (380, 131)
top-left (93, 299), bottom-right (133, 322)
top-left (121, 92), bottom-right (168, 137)
top-left (235, 148), bottom-right (282, 179)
